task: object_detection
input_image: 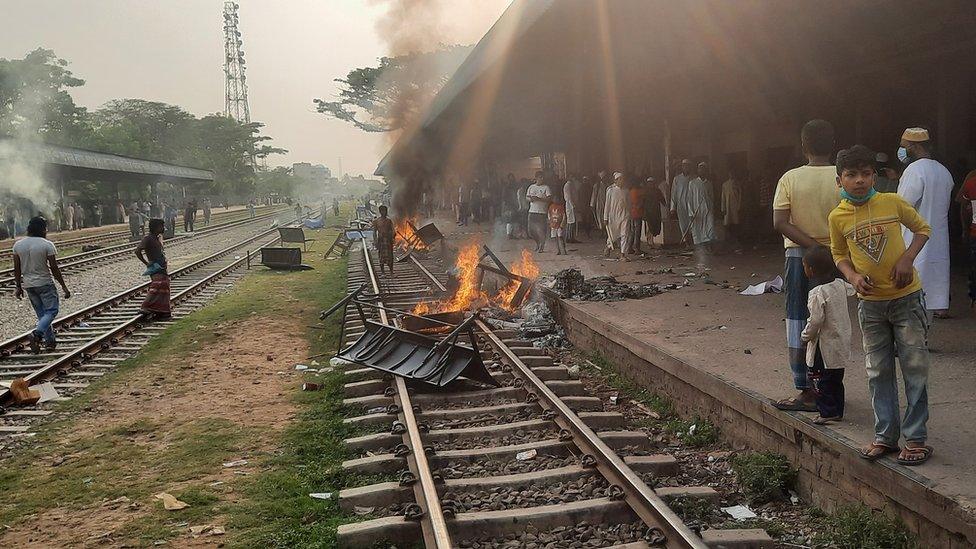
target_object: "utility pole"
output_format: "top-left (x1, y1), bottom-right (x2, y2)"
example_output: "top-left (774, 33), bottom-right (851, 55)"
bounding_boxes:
top-left (223, 2), bottom-right (251, 124)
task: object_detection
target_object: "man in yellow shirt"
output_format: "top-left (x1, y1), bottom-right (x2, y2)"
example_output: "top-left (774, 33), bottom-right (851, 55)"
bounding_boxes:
top-left (828, 145), bottom-right (933, 466)
top-left (772, 120), bottom-right (841, 412)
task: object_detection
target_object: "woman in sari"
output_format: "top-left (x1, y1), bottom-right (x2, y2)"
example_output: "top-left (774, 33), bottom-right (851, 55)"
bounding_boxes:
top-left (135, 218), bottom-right (171, 318)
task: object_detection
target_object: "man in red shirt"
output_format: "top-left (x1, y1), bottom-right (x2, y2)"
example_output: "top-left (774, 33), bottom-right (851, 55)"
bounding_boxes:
top-left (957, 171), bottom-right (976, 307)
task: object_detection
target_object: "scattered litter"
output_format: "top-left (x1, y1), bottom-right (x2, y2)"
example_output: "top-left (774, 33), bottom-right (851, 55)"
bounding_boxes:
top-left (294, 364), bottom-right (309, 371)
top-left (367, 406), bottom-right (387, 414)
top-left (330, 357), bottom-right (355, 368)
top-left (154, 492), bottom-right (189, 511)
top-left (302, 382), bottom-right (321, 391)
top-left (515, 449), bottom-right (537, 461)
top-left (82, 477), bottom-right (94, 485)
top-left (550, 268), bottom-right (664, 302)
top-left (233, 470), bottom-right (250, 476)
top-left (353, 506), bottom-right (375, 515)
top-left (34, 382), bottom-right (60, 403)
top-left (209, 481), bottom-right (224, 487)
top-left (790, 491), bottom-right (801, 505)
top-left (719, 325), bottom-right (727, 330)
top-left (222, 459), bottom-right (248, 468)
top-left (683, 272), bottom-right (697, 277)
top-left (309, 492), bottom-right (333, 500)
top-left (722, 505), bottom-right (757, 520)
top-left (78, 322), bottom-right (90, 328)
top-left (739, 275), bottom-right (784, 296)
top-left (608, 394), bottom-right (619, 405)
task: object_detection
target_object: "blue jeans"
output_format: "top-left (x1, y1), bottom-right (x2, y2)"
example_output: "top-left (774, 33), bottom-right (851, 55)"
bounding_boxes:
top-left (858, 290), bottom-right (930, 445)
top-left (26, 284), bottom-right (59, 344)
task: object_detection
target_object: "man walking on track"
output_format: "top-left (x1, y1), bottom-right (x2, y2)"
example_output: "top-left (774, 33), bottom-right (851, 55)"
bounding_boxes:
top-left (13, 216), bottom-right (71, 353)
top-left (372, 205), bottom-right (395, 276)
top-left (135, 218), bottom-right (171, 319)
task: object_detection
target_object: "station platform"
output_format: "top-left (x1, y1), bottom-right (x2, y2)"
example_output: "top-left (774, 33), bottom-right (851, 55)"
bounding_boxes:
top-left (432, 215), bottom-right (976, 547)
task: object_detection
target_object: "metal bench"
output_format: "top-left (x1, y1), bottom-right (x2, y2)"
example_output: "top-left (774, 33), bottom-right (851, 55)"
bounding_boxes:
top-left (259, 247), bottom-right (305, 270)
top-left (278, 227), bottom-right (314, 251)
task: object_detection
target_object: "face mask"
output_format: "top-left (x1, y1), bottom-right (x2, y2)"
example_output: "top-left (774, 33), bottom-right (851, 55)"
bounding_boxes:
top-left (897, 147), bottom-right (911, 164)
top-left (840, 187), bottom-right (877, 205)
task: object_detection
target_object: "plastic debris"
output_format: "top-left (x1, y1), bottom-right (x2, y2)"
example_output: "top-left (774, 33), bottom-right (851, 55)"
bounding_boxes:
top-left (721, 505), bottom-right (757, 520)
top-left (222, 459), bottom-right (248, 468)
top-left (330, 357), bottom-right (355, 368)
top-left (740, 275), bottom-right (784, 296)
top-left (515, 449), bottom-right (537, 461)
top-left (310, 492), bottom-right (333, 500)
top-left (353, 506), bottom-right (375, 515)
top-left (295, 364), bottom-right (309, 371)
top-left (154, 492), bottom-right (189, 511)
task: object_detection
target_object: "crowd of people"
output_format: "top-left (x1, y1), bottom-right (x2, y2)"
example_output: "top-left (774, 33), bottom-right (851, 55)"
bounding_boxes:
top-left (410, 118), bottom-right (976, 467)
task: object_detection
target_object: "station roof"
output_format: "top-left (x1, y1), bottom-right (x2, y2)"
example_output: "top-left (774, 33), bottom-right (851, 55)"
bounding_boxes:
top-left (377, 0), bottom-right (976, 177)
top-left (0, 137), bottom-right (214, 184)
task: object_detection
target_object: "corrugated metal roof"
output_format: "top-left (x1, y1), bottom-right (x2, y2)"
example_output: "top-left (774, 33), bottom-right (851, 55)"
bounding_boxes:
top-left (0, 137), bottom-right (214, 181)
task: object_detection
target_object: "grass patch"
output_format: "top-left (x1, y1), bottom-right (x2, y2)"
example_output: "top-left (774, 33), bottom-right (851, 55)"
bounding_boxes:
top-left (814, 505), bottom-right (918, 549)
top-left (731, 451), bottom-right (796, 504)
top-left (581, 353), bottom-right (674, 418)
top-left (664, 495), bottom-right (714, 523)
top-left (663, 416), bottom-right (720, 447)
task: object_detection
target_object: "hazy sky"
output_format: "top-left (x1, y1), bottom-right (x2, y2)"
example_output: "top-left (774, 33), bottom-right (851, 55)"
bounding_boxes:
top-left (1, 0), bottom-right (509, 177)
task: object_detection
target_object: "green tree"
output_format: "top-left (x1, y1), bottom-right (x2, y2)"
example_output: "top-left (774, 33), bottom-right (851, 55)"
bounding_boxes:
top-left (314, 45), bottom-right (472, 132)
top-left (256, 166), bottom-right (301, 199)
top-left (91, 99), bottom-right (195, 161)
top-left (0, 48), bottom-right (92, 145)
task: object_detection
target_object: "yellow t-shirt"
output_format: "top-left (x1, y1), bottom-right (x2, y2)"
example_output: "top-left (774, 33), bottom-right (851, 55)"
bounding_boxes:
top-left (828, 193), bottom-right (931, 301)
top-left (772, 165), bottom-right (840, 248)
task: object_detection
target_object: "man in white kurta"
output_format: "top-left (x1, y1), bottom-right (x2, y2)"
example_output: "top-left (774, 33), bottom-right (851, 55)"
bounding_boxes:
top-left (603, 172), bottom-right (630, 258)
top-left (686, 162), bottom-right (716, 246)
top-left (897, 128), bottom-right (953, 315)
top-left (670, 159), bottom-right (693, 236)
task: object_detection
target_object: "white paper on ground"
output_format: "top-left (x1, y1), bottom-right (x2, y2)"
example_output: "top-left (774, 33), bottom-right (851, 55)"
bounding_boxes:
top-left (309, 492), bottom-right (333, 500)
top-left (35, 383), bottom-right (60, 403)
top-left (515, 449), bottom-right (537, 461)
top-left (739, 275), bottom-right (784, 296)
top-left (721, 504), bottom-right (757, 520)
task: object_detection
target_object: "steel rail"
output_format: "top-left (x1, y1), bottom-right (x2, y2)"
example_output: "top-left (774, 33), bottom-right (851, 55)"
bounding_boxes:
top-left (0, 207), bottom-right (286, 286)
top-left (0, 204), bottom-right (284, 259)
top-left (360, 244), bottom-right (453, 549)
top-left (407, 252), bottom-right (705, 548)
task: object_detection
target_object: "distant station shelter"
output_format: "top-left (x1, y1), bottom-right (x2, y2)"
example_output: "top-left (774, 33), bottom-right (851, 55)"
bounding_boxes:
top-left (378, 0), bottom-right (976, 186)
top-left (0, 137), bottom-right (214, 203)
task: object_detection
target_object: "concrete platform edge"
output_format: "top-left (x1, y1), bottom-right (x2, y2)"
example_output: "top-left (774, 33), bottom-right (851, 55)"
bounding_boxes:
top-left (542, 289), bottom-right (976, 549)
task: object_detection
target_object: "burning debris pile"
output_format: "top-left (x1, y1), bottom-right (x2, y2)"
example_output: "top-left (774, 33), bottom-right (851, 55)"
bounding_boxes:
top-left (549, 268), bottom-right (668, 302)
top-left (484, 301), bottom-right (568, 350)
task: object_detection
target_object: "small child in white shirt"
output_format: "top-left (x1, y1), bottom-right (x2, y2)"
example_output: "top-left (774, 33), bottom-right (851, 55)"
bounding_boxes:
top-left (801, 246), bottom-right (855, 424)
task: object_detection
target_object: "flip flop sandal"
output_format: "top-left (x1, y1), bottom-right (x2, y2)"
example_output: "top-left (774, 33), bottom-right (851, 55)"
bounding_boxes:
top-left (897, 446), bottom-right (933, 466)
top-left (773, 398), bottom-right (818, 412)
top-left (860, 443), bottom-right (899, 461)
top-left (813, 416), bottom-right (842, 425)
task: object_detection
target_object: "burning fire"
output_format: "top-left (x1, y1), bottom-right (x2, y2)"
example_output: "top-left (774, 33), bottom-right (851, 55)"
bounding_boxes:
top-left (412, 245), bottom-right (540, 315)
top-left (395, 217), bottom-right (429, 251)
top-left (495, 249), bottom-right (540, 311)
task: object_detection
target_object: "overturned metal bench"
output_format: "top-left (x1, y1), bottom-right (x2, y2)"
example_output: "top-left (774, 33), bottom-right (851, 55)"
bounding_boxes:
top-left (278, 227), bottom-right (315, 251)
top-left (320, 285), bottom-right (496, 387)
top-left (476, 245), bottom-right (535, 309)
top-left (396, 221), bottom-right (444, 262)
top-left (259, 247), bottom-right (310, 270)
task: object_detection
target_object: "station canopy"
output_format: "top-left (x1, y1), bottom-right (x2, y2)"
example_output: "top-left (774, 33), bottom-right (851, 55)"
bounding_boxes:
top-left (0, 137), bottom-right (214, 184)
top-left (378, 0), bottom-right (976, 178)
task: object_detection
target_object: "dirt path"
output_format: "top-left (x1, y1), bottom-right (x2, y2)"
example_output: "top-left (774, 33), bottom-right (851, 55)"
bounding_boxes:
top-left (0, 315), bottom-right (308, 548)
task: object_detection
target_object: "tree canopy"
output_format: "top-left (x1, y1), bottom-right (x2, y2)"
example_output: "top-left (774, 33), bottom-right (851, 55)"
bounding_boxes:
top-left (314, 45), bottom-right (472, 133)
top-left (0, 49), bottom-right (290, 201)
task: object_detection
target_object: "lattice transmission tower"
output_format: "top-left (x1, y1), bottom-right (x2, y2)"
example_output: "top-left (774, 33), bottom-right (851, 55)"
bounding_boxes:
top-left (222, 2), bottom-right (251, 124)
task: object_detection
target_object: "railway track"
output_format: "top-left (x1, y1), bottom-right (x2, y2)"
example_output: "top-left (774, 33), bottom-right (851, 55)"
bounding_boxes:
top-left (0, 206), bottom-right (289, 293)
top-left (333, 239), bottom-right (770, 548)
top-left (0, 204), bottom-right (286, 263)
top-left (0, 214), bottom-right (310, 440)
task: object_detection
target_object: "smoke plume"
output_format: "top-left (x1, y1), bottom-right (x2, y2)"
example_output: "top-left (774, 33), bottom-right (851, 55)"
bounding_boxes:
top-left (0, 75), bottom-right (60, 219)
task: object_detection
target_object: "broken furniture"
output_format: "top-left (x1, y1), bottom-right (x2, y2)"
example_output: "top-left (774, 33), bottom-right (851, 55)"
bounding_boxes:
top-left (476, 245), bottom-right (535, 309)
top-left (396, 221), bottom-right (444, 262)
top-left (320, 285), bottom-right (496, 387)
top-left (278, 227), bottom-right (315, 251)
top-left (260, 247), bottom-right (309, 270)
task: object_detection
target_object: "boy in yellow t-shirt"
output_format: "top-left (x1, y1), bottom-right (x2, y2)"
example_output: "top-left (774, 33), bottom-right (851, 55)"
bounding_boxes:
top-left (828, 145), bottom-right (933, 466)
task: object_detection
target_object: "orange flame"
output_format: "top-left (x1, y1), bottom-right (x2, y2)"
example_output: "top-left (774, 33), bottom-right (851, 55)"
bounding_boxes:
top-left (494, 249), bottom-right (539, 310)
top-left (412, 246), bottom-right (541, 315)
top-left (412, 243), bottom-right (487, 314)
top-left (395, 217), bottom-right (429, 251)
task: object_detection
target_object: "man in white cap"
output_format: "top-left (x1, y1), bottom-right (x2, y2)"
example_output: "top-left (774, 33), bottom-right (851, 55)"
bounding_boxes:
top-left (897, 127), bottom-right (953, 320)
top-left (603, 172), bottom-right (630, 260)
